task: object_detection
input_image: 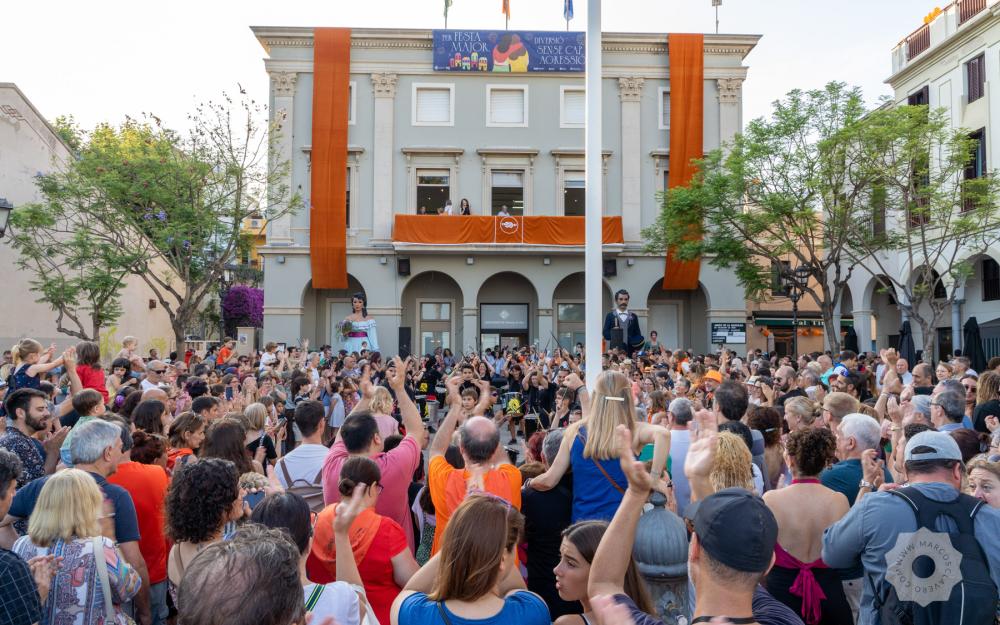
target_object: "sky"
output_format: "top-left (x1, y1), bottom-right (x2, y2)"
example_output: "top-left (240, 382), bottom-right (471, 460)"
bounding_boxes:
top-left (5, 0), bottom-right (926, 132)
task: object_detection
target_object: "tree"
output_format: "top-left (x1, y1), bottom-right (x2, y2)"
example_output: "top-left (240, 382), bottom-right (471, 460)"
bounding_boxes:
top-left (643, 83), bottom-right (879, 352)
top-left (843, 104), bottom-right (1000, 363)
top-left (7, 92), bottom-right (299, 349)
top-left (221, 285), bottom-right (264, 338)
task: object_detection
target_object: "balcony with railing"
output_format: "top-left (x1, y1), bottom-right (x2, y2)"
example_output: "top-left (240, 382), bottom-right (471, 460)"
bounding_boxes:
top-left (391, 214), bottom-right (624, 252)
top-left (891, 0), bottom-right (999, 76)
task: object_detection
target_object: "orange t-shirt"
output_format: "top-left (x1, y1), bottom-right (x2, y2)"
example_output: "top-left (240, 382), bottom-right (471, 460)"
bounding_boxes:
top-left (107, 461), bottom-right (170, 583)
top-left (427, 455), bottom-right (522, 555)
top-left (217, 346), bottom-right (233, 366)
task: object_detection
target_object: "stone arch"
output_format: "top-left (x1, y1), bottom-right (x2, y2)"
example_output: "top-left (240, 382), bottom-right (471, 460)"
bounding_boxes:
top-left (646, 279), bottom-right (711, 351)
top-left (400, 271), bottom-right (464, 356)
top-left (551, 272), bottom-right (614, 349)
top-left (476, 271), bottom-right (539, 349)
top-left (300, 274), bottom-right (367, 346)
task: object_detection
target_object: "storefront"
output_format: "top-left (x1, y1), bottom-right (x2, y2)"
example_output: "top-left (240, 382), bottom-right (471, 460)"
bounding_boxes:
top-left (480, 303), bottom-right (530, 350)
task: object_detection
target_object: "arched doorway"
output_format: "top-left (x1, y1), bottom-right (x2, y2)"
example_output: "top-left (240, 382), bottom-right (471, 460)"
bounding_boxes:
top-left (551, 272), bottom-right (613, 350)
top-left (401, 272), bottom-right (464, 356)
top-left (865, 275), bottom-right (902, 350)
top-left (301, 275), bottom-right (367, 347)
top-left (477, 272), bottom-right (539, 350)
top-left (647, 280), bottom-right (710, 351)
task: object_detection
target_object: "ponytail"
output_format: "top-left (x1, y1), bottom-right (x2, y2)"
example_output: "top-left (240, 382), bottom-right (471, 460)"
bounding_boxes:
top-left (11, 339), bottom-right (43, 366)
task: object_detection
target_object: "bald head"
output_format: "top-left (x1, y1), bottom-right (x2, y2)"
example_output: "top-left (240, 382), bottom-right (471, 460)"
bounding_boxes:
top-left (142, 387), bottom-right (168, 402)
top-left (776, 366), bottom-right (797, 391)
top-left (459, 416), bottom-right (500, 464)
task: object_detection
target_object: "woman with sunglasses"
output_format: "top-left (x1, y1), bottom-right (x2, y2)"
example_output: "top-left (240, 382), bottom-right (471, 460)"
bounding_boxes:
top-left (308, 456), bottom-right (419, 625)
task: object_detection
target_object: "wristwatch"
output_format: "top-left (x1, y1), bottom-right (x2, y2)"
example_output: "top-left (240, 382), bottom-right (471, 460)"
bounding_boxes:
top-left (859, 479), bottom-right (876, 492)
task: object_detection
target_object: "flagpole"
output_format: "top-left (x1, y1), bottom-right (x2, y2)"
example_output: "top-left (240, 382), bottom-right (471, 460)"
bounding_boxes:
top-left (585, 0), bottom-right (602, 392)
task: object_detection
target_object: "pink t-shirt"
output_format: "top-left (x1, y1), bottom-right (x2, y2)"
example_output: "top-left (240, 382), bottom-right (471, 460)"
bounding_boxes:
top-left (374, 414), bottom-right (400, 440)
top-left (322, 437), bottom-right (420, 550)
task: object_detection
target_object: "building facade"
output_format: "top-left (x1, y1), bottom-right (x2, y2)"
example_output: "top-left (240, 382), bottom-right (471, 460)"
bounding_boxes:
top-left (0, 83), bottom-right (177, 357)
top-left (830, 1), bottom-right (1000, 358)
top-left (252, 27), bottom-right (760, 356)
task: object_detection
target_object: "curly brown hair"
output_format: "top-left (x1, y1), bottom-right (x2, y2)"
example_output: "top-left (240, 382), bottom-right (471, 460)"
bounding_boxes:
top-left (746, 406), bottom-right (783, 446)
top-left (165, 458), bottom-right (239, 543)
top-left (785, 427), bottom-right (837, 477)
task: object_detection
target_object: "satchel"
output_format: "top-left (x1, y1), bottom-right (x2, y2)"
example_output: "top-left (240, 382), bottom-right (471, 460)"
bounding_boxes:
top-left (278, 459), bottom-right (326, 512)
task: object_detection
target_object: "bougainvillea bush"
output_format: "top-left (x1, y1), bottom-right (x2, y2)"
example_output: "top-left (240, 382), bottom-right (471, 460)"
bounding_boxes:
top-left (222, 285), bottom-right (263, 336)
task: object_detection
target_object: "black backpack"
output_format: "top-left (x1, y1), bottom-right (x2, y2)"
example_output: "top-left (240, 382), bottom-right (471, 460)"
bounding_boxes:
top-left (871, 486), bottom-right (997, 625)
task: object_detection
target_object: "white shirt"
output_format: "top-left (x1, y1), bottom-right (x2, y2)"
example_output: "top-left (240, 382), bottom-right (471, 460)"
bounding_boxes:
top-left (302, 582), bottom-right (360, 625)
top-left (616, 309), bottom-right (631, 325)
top-left (140, 378), bottom-right (159, 392)
top-left (276, 444), bottom-right (328, 487)
top-left (442, 203), bottom-right (454, 215)
top-left (259, 352), bottom-right (277, 371)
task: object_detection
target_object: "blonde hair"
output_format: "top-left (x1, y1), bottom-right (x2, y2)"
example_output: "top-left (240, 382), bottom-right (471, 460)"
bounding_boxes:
top-left (967, 454), bottom-right (1000, 480)
top-left (27, 469), bottom-right (103, 546)
top-left (978, 371), bottom-right (1000, 406)
top-left (122, 336), bottom-right (138, 348)
top-left (823, 392), bottom-right (860, 423)
top-left (243, 403), bottom-right (268, 431)
top-left (370, 386), bottom-right (394, 415)
top-left (11, 338), bottom-right (43, 366)
top-left (785, 396), bottom-right (822, 428)
top-left (710, 432), bottom-right (754, 492)
top-left (584, 370), bottom-right (637, 460)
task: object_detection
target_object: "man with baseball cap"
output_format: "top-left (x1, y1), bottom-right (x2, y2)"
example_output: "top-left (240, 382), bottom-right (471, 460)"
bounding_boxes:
top-left (588, 426), bottom-right (801, 625)
top-left (823, 431), bottom-right (1000, 625)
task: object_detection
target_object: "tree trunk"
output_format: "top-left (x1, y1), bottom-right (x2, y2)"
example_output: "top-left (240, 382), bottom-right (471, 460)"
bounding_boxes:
top-left (917, 320), bottom-right (936, 365)
top-left (821, 310), bottom-right (841, 354)
top-left (173, 323), bottom-right (187, 357)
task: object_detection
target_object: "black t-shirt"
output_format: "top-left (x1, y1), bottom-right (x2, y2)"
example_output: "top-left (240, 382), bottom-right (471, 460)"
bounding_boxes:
top-left (775, 388), bottom-right (807, 408)
top-left (246, 433), bottom-right (277, 463)
top-left (522, 474), bottom-right (578, 619)
top-left (417, 369), bottom-right (442, 395)
top-left (527, 382), bottom-right (559, 416)
top-left (974, 399), bottom-right (1000, 433)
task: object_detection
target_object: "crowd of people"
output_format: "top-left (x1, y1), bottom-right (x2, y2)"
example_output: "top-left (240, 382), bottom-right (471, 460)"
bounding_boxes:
top-left (1, 332), bottom-right (1000, 625)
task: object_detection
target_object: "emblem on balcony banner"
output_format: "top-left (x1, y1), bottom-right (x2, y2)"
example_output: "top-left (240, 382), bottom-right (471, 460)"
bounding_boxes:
top-left (500, 218), bottom-right (519, 234)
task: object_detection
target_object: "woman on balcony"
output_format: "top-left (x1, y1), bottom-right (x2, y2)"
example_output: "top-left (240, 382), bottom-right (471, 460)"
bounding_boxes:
top-left (341, 292), bottom-right (379, 354)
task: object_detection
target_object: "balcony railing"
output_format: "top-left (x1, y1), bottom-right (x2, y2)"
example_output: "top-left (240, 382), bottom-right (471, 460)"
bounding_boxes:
top-left (906, 24), bottom-right (931, 60)
top-left (392, 215), bottom-right (624, 246)
top-left (959, 0), bottom-right (987, 24)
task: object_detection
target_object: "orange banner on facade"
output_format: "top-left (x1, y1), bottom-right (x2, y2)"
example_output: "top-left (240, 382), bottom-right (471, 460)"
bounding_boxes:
top-left (393, 216), bottom-right (624, 245)
top-left (663, 33), bottom-right (704, 290)
top-left (310, 27), bottom-right (351, 289)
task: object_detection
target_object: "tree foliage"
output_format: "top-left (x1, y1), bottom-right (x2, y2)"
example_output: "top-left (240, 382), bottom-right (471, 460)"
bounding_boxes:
top-left (643, 83), bottom-right (874, 352)
top-left (7, 92), bottom-right (299, 347)
top-left (222, 285), bottom-right (264, 338)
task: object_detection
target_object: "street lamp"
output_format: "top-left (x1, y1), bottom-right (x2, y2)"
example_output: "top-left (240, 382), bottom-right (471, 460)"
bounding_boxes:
top-left (0, 198), bottom-right (13, 237)
top-left (786, 264), bottom-right (812, 359)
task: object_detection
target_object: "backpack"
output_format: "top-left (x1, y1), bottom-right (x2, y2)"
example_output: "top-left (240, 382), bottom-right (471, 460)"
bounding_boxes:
top-left (277, 458), bottom-right (326, 513)
top-left (872, 486), bottom-right (997, 625)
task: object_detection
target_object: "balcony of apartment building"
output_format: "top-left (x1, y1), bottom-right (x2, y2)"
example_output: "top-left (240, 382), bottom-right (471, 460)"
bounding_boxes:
top-left (891, 0), bottom-right (996, 76)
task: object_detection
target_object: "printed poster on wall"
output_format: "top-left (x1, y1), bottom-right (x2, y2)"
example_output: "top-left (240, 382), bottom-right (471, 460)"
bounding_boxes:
top-left (433, 30), bottom-right (585, 73)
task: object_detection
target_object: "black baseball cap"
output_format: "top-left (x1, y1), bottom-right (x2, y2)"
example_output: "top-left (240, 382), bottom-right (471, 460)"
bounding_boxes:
top-left (685, 488), bottom-right (778, 573)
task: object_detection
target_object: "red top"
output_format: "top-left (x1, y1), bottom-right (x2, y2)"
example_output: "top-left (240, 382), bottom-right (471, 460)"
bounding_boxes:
top-left (77, 365), bottom-right (109, 403)
top-left (108, 461), bottom-right (170, 583)
top-left (307, 515), bottom-right (407, 625)
top-left (217, 346), bottom-right (233, 365)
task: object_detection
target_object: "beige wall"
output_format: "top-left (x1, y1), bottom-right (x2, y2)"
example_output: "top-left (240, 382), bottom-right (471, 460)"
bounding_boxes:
top-left (0, 84), bottom-right (178, 360)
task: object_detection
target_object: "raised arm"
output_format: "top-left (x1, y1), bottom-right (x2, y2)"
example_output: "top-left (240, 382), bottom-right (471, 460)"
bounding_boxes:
top-left (473, 379), bottom-right (493, 417)
top-left (526, 421), bottom-right (577, 491)
top-left (387, 357), bottom-right (424, 443)
top-left (349, 365), bottom-right (375, 417)
top-left (588, 425), bottom-right (655, 598)
top-left (634, 421), bottom-right (671, 482)
top-left (429, 376), bottom-right (463, 458)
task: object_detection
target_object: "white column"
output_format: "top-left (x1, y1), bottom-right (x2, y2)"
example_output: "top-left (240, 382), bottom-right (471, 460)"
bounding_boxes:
top-left (717, 78), bottom-right (743, 145)
top-left (852, 309), bottom-right (873, 354)
top-left (269, 72), bottom-right (297, 244)
top-left (584, 0), bottom-right (603, 391)
top-left (618, 77), bottom-right (644, 242)
top-left (371, 73), bottom-right (398, 242)
top-left (462, 308), bottom-right (479, 354)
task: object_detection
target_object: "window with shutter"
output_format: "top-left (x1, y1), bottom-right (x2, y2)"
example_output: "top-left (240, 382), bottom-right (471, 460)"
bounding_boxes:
top-left (564, 171), bottom-right (586, 216)
top-left (561, 88), bottom-right (584, 127)
top-left (414, 86), bottom-right (454, 125)
top-left (488, 87), bottom-right (527, 126)
top-left (967, 54), bottom-right (985, 102)
top-left (659, 88), bottom-right (671, 129)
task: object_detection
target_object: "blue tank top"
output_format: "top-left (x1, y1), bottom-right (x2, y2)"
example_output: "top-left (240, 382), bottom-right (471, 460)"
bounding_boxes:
top-left (569, 426), bottom-right (630, 522)
top-left (11, 364), bottom-right (41, 391)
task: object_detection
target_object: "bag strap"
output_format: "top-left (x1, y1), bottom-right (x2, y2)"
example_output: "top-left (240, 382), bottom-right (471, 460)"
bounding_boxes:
top-left (92, 536), bottom-right (115, 622)
top-left (436, 601), bottom-right (455, 625)
top-left (305, 584), bottom-right (325, 611)
top-left (278, 458), bottom-right (293, 486)
top-left (577, 432), bottom-right (625, 494)
top-left (892, 486), bottom-right (979, 535)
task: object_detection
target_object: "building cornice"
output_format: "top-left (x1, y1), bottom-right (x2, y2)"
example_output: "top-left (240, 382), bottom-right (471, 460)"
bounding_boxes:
top-left (251, 26), bottom-right (760, 59)
top-left (885, 3), bottom-right (1000, 87)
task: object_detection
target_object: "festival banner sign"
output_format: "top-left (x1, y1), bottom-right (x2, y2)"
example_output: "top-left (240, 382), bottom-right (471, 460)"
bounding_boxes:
top-left (432, 30), bottom-right (585, 73)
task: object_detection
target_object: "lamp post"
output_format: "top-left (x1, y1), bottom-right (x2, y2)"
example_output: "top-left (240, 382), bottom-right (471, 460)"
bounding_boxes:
top-left (0, 198), bottom-right (13, 237)
top-left (786, 265), bottom-right (812, 359)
